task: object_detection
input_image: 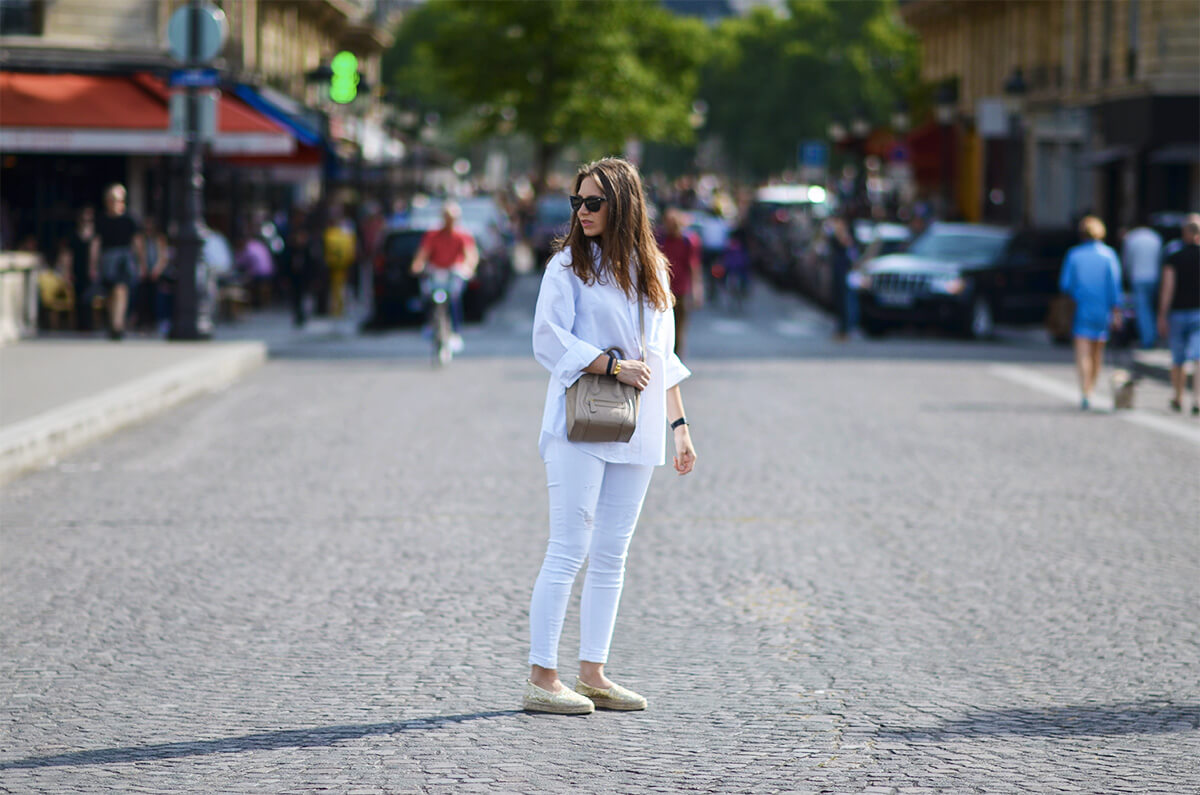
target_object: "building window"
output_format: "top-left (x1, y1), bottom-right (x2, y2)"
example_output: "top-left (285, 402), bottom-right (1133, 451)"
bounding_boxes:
top-left (1126, 0), bottom-right (1139, 78)
top-left (0, 0), bottom-right (44, 35)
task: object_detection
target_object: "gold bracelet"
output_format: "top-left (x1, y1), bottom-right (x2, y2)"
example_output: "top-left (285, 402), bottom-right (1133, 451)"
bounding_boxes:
top-left (612, 360), bottom-right (622, 376)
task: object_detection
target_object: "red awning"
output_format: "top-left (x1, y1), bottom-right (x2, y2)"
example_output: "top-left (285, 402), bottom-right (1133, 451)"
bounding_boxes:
top-left (0, 71), bottom-right (180, 153)
top-left (0, 71), bottom-right (294, 156)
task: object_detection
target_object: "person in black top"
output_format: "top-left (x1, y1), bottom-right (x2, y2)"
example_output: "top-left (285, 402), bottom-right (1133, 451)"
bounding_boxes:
top-left (89, 184), bottom-right (144, 340)
top-left (1157, 215), bottom-right (1200, 414)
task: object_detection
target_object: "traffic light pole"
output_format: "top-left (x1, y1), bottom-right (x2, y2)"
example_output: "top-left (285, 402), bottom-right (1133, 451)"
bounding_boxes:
top-left (170, 0), bottom-right (206, 340)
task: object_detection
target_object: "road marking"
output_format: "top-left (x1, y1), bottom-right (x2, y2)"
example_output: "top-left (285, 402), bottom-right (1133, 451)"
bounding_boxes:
top-left (711, 319), bottom-right (750, 335)
top-left (990, 365), bottom-right (1200, 446)
top-left (775, 319), bottom-right (827, 337)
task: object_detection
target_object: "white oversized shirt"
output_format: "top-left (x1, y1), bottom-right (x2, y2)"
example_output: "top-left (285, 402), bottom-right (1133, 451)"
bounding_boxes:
top-left (533, 247), bottom-right (691, 466)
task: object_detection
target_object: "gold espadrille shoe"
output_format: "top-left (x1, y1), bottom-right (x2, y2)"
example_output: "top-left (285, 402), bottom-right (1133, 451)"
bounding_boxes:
top-left (522, 680), bottom-right (595, 714)
top-left (573, 678), bottom-right (647, 711)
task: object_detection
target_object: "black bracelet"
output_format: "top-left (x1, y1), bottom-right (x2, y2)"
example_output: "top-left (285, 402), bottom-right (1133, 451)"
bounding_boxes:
top-left (605, 353), bottom-right (617, 376)
top-left (670, 417), bottom-right (688, 430)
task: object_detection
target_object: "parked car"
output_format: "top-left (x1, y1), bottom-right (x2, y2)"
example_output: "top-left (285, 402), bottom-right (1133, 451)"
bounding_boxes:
top-left (745, 184), bottom-right (831, 290)
top-left (365, 228), bottom-right (427, 329)
top-left (857, 222), bottom-right (1077, 338)
top-left (530, 196), bottom-right (573, 269)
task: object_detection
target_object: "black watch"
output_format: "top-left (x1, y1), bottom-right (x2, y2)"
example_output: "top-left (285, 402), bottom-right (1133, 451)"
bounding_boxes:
top-left (670, 417), bottom-right (688, 430)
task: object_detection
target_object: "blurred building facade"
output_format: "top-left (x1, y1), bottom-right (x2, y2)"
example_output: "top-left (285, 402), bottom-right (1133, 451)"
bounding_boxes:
top-left (0, 0), bottom-right (399, 251)
top-left (902, 0), bottom-right (1199, 232)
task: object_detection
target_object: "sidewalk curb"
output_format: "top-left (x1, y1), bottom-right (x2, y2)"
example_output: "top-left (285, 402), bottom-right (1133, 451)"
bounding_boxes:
top-left (0, 342), bottom-right (266, 483)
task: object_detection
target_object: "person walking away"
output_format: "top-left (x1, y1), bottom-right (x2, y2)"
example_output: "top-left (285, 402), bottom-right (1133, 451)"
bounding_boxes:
top-left (525, 157), bottom-right (696, 715)
top-left (1059, 216), bottom-right (1123, 410)
top-left (89, 184), bottom-right (145, 340)
top-left (68, 205), bottom-right (96, 331)
top-left (658, 208), bottom-right (702, 359)
top-left (411, 202), bottom-right (478, 352)
top-left (1122, 220), bottom-right (1163, 348)
top-left (1157, 216), bottom-right (1200, 414)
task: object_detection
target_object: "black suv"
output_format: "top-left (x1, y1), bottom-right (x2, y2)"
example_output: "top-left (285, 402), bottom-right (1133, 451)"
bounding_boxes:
top-left (858, 222), bottom-right (1077, 338)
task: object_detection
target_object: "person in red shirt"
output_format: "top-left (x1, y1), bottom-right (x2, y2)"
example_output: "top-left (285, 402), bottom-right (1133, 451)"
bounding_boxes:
top-left (411, 202), bottom-right (479, 348)
top-left (657, 208), bottom-right (703, 358)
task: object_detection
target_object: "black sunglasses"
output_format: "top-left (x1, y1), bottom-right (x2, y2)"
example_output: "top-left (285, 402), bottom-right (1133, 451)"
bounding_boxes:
top-left (569, 195), bottom-right (607, 213)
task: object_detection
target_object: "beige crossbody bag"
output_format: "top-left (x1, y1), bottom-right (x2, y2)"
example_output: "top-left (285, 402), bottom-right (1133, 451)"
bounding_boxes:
top-left (565, 300), bottom-right (644, 443)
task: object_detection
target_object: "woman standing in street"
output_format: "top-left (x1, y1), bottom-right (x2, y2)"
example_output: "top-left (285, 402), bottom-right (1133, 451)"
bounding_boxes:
top-left (1059, 215), bottom-right (1123, 410)
top-left (525, 157), bottom-right (697, 715)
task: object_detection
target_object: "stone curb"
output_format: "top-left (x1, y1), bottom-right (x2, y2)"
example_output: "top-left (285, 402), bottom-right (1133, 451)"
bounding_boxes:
top-left (0, 342), bottom-right (266, 484)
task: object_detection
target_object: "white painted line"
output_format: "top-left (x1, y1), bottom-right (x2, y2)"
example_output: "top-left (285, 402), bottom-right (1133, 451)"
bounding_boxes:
top-left (711, 319), bottom-right (750, 335)
top-left (990, 365), bottom-right (1200, 446)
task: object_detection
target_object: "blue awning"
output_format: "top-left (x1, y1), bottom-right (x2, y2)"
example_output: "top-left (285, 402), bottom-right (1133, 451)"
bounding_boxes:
top-left (233, 84), bottom-right (329, 152)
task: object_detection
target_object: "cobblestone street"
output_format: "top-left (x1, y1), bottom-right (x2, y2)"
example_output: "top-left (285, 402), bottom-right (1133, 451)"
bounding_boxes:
top-left (2, 279), bottom-right (1198, 793)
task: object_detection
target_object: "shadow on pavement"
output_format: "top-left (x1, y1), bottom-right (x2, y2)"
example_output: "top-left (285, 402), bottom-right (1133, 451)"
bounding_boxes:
top-left (877, 701), bottom-right (1200, 740)
top-left (0, 710), bottom-right (523, 770)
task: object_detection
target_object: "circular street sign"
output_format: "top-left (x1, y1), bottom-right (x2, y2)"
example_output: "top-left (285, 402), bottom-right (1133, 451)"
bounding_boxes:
top-left (166, 3), bottom-right (228, 64)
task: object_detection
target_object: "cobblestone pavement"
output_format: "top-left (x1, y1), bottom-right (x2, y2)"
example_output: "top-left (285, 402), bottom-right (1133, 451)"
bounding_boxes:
top-left (2, 284), bottom-right (1199, 793)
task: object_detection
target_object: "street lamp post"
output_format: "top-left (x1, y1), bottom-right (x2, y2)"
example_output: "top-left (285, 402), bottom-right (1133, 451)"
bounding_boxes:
top-left (169, 0), bottom-right (208, 340)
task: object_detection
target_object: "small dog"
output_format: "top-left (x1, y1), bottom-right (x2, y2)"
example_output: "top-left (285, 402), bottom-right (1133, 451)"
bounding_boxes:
top-left (1110, 368), bottom-right (1136, 410)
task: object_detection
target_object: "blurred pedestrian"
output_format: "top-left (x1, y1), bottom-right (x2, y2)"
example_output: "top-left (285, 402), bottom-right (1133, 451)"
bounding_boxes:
top-left (234, 231), bottom-right (274, 307)
top-left (658, 208), bottom-right (702, 359)
top-left (67, 205), bottom-right (96, 331)
top-left (284, 208), bottom-right (319, 328)
top-left (1122, 219), bottom-right (1163, 348)
top-left (89, 184), bottom-right (145, 340)
top-left (828, 216), bottom-right (859, 341)
top-left (135, 215), bottom-right (169, 333)
top-left (721, 226), bottom-right (751, 313)
top-left (1157, 216), bottom-right (1200, 415)
top-left (525, 157), bottom-right (695, 715)
top-left (1059, 216), bottom-right (1123, 410)
top-left (323, 206), bottom-right (356, 317)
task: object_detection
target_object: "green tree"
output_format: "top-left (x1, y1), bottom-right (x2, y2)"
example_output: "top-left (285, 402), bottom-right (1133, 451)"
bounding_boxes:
top-left (701, 0), bottom-right (917, 179)
top-left (384, 0), bottom-right (709, 191)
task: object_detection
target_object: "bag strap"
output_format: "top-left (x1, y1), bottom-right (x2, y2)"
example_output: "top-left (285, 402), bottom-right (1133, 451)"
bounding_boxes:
top-left (638, 298), bottom-right (645, 362)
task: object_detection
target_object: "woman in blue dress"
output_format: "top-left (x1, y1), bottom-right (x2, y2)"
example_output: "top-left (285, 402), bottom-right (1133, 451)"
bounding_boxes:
top-left (1059, 216), bottom-right (1123, 410)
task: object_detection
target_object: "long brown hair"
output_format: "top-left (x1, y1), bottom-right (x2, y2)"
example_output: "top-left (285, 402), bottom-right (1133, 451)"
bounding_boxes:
top-left (557, 157), bottom-right (672, 312)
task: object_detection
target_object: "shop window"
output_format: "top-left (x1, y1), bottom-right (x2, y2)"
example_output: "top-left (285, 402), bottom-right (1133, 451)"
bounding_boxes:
top-left (0, 0), bottom-right (45, 35)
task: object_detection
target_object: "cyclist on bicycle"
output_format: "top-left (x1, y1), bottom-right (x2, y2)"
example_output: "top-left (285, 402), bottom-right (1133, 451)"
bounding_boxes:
top-left (411, 201), bottom-right (479, 352)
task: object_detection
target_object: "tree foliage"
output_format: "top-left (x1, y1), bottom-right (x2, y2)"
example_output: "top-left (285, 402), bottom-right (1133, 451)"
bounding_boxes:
top-left (384, 0), bottom-right (709, 189)
top-left (383, 0), bottom-right (917, 184)
top-left (700, 0), bottom-right (916, 178)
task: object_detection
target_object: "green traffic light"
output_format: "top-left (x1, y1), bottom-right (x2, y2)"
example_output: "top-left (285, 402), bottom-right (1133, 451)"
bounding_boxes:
top-left (330, 50), bottom-right (359, 104)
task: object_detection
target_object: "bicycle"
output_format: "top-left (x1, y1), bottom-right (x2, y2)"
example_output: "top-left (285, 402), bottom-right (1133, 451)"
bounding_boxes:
top-left (420, 269), bottom-right (461, 367)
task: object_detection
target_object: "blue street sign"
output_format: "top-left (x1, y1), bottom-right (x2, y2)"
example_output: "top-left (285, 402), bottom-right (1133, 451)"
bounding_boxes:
top-left (168, 68), bottom-right (220, 88)
top-left (799, 140), bottom-right (829, 169)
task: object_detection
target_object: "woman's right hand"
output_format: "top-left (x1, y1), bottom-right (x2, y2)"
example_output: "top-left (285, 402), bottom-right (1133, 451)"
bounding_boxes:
top-left (617, 360), bottom-right (651, 390)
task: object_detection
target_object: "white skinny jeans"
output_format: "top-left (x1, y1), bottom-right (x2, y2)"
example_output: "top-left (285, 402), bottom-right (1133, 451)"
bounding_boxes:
top-left (528, 437), bottom-right (655, 670)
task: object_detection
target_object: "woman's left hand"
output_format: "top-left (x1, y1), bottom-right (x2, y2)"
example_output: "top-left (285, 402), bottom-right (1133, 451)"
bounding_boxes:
top-left (672, 427), bottom-right (696, 475)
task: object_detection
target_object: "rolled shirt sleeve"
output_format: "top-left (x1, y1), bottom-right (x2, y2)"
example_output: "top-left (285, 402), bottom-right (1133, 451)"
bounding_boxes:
top-left (660, 297), bottom-right (691, 389)
top-left (533, 257), bottom-right (604, 389)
